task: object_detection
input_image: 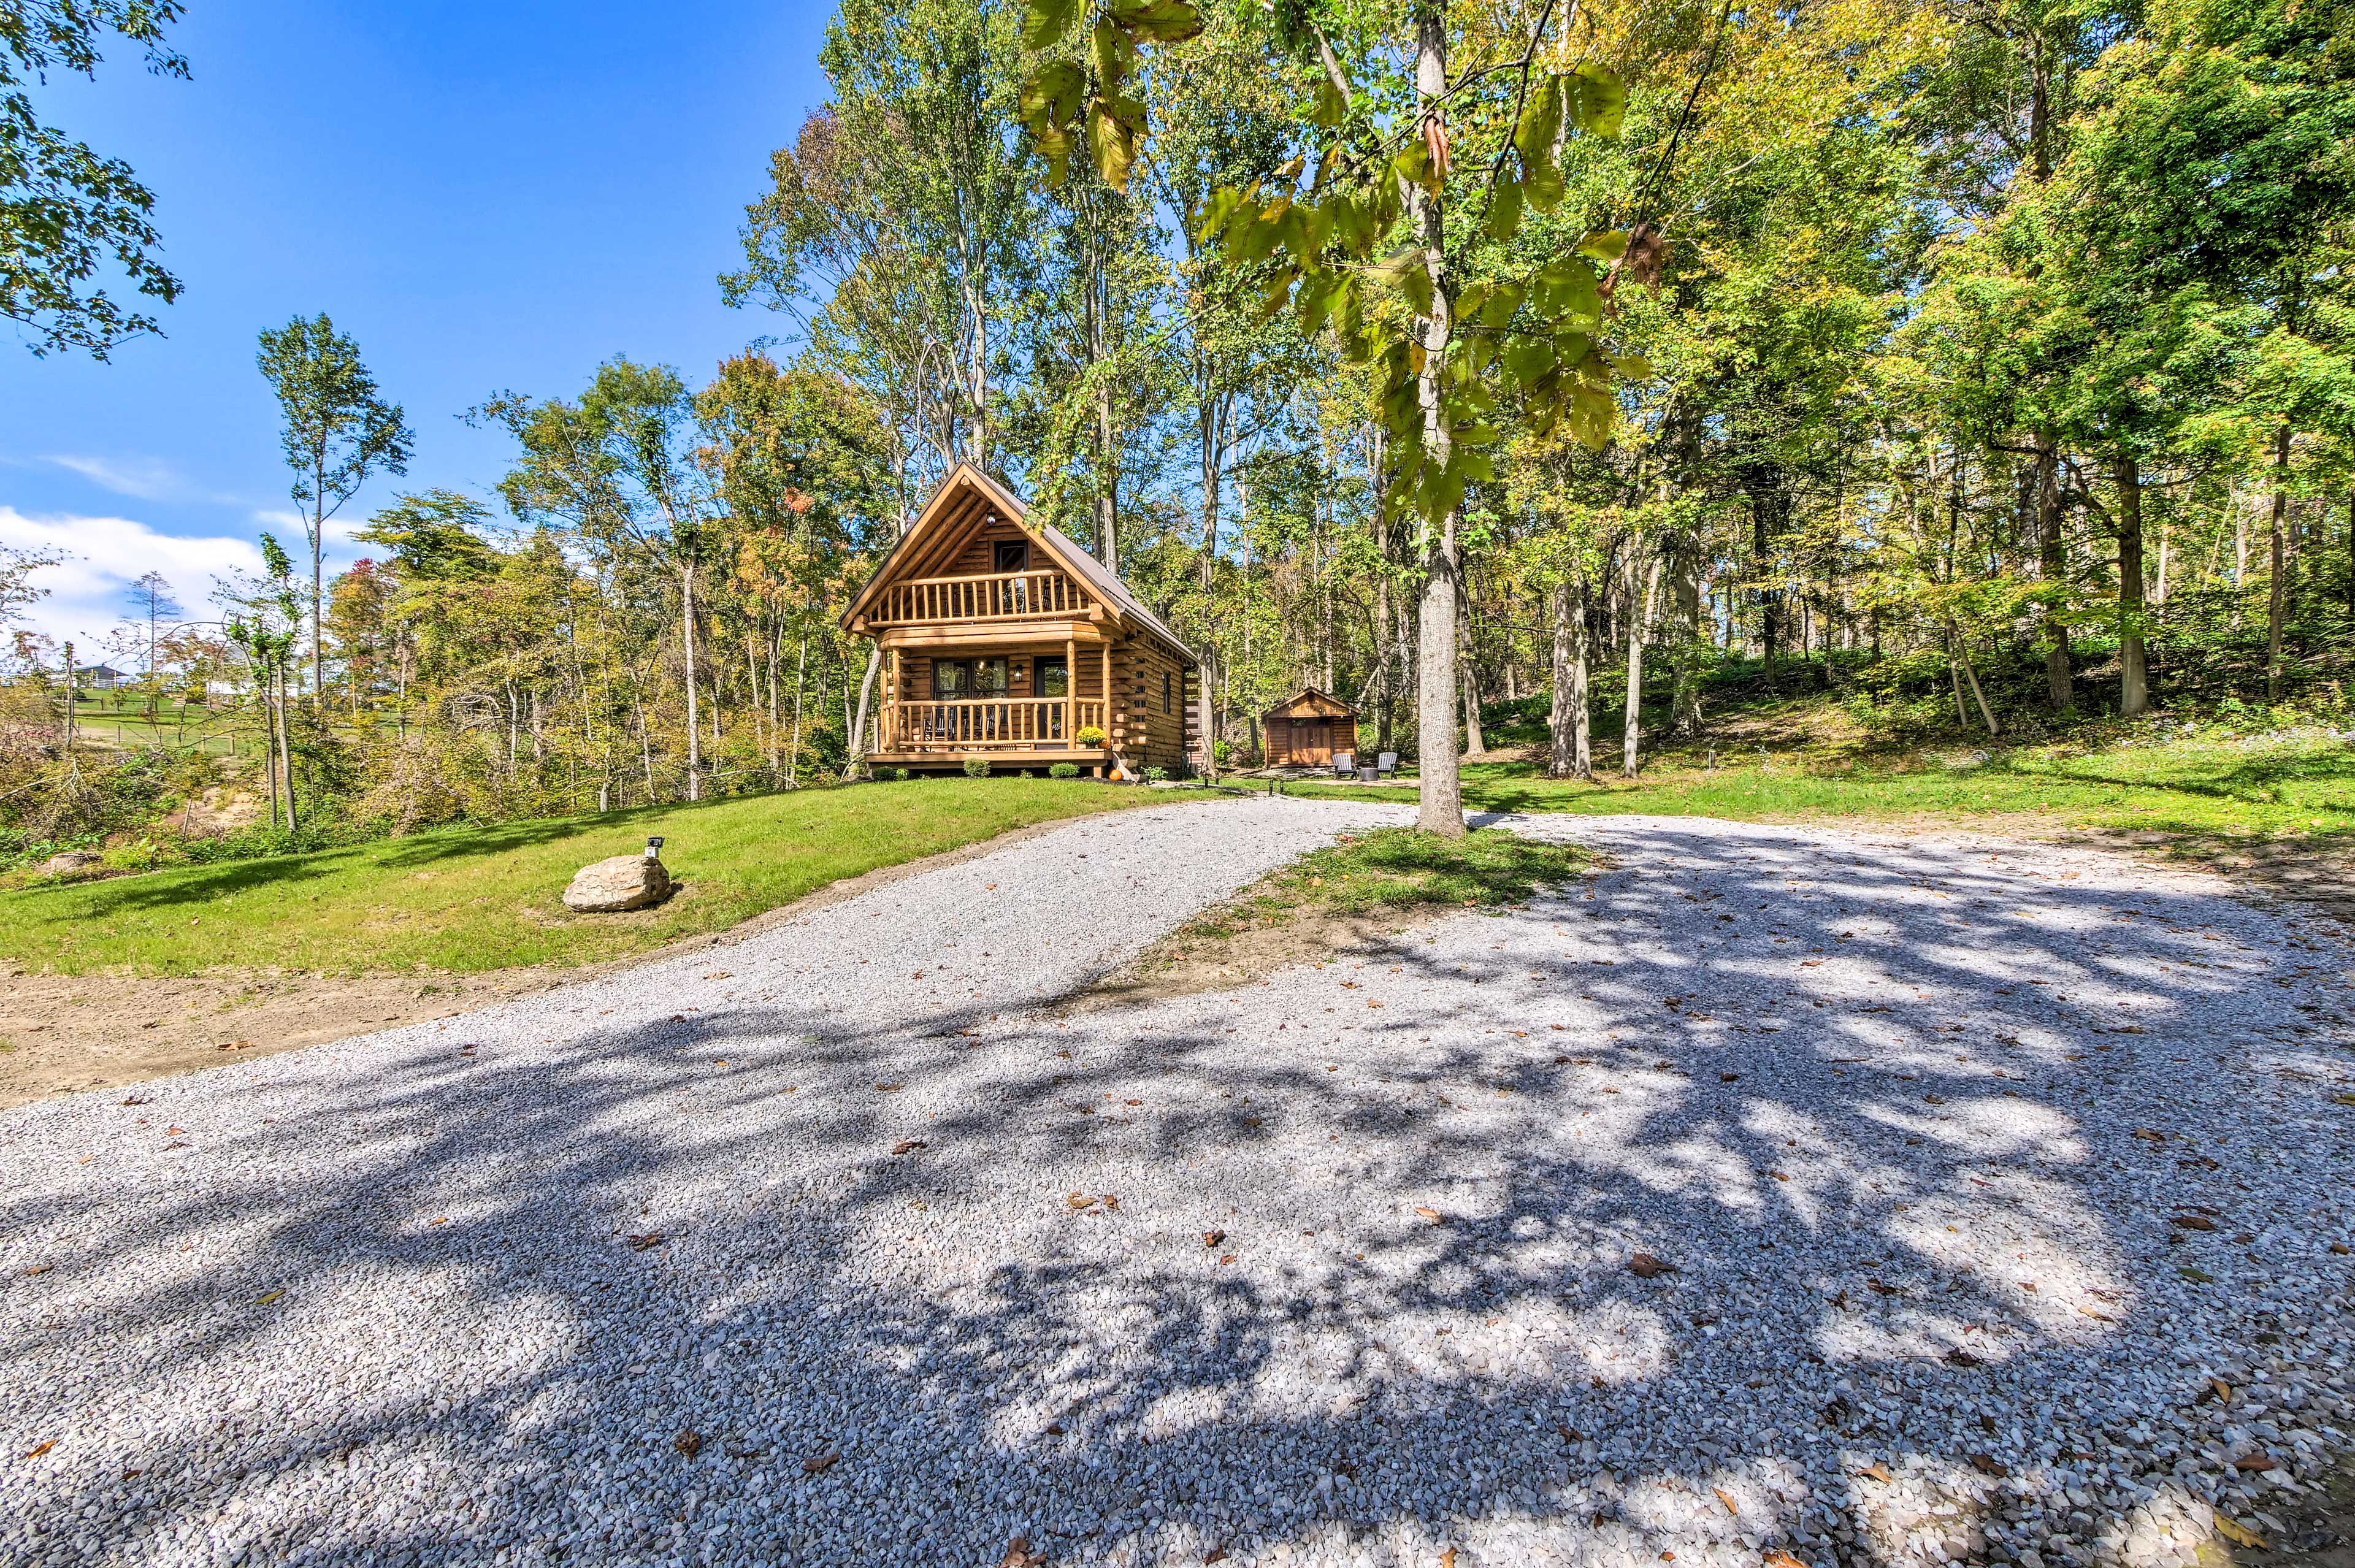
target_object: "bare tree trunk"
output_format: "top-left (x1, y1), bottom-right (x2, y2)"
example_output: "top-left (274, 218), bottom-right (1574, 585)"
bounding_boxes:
top-left (1547, 582), bottom-right (1593, 779)
top-left (680, 565), bottom-right (701, 800)
top-left (1622, 542), bottom-right (1658, 778)
top-left (2266, 423), bottom-right (2291, 703)
top-left (2115, 454), bottom-right (2150, 718)
top-left (2037, 435), bottom-right (2072, 709)
top-left (1458, 599), bottom-right (1484, 757)
top-left (275, 665), bottom-right (299, 836)
top-left (1407, 3), bottom-right (1464, 838)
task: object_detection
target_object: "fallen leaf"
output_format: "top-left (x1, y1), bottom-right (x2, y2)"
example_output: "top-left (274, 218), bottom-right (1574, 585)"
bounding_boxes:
top-left (1414, 1206), bottom-right (1443, 1225)
top-left (1558, 1424), bottom-right (1586, 1442)
top-left (1628, 1252), bottom-right (1676, 1279)
top-left (2178, 1266), bottom-right (2215, 1283)
top-left (1045, 1423), bottom-right (1065, 1436)
top-left (890, 1139), bottom-right (926, 1155)
top-left (998, 1533), bottom-right (1046, 1567)
top-left (1923, 1093), bottom-right (1947, 1106)
top-left (875, 1082), bottom-right (903, 1092)
top-left (2213, 1516), bottom-right (2266, 1550)
top-left (1867, 1279), bottom-right (1902, 1296)
top-left (1202, 1230), bottom-right (1225, 1247)
top-left (2208, 1379), bottom-right (2234, 1402)
top-left (1218, 1255), bottom-right (1236, 1265)
top-left (627, 1233), bottom-right (667, 1251)
top-left (2080, 1307), bottom-right (2112, 1322)
top-left (118, 1096), bottom-right (147, 1106)
top-left (1721, 1073), bottom-right (1740, 1082)
top-left (2131, 1128), bottom-right (2167, 1142)
top-left (1765, 1552), bottom-right (1811, 1568)
top-left (2233, 1453), bottom-right (2278, 1472)
top-left (1945, 1348), bottom-right (1983, 1368)
top-left (1066, 1193), bottom-right (1098, 1210)
top-left (25, 1440), bottom-right (56, 1458)
top-left (2169, 1214), bottom-right (2217, 1231)
top-left (1206, 1550), bottom-right (1230, 1565)
top-left (1970, 1453), bottom-right (2009, 1478)
top-left (255, 1289), bottom-right (283, 1306)
top-left (1858, 1463), bottom-right (1894, 1483)
top-left (1714, 1486), bottom-right (1739, 1514)
top-left (164, 1126), bottom-right (184, 1136)
top-left (2334, 1093), bottom-right (2355, 1107)
top-left (802, 1449), bottom-right (839, 1474)
top-left (1439, 1551), bottom-right (1455, 1568)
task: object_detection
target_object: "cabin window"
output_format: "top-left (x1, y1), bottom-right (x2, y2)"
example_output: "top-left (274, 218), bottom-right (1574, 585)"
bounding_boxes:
top-left (1036, 657), bottom-right (1069, 698)
top-left (994, 539), bottom-right (1029, 573)
top-left (1162, 671), bottom-right (1173, 713)
top-left (933, 657), bottom-right (1008, 698)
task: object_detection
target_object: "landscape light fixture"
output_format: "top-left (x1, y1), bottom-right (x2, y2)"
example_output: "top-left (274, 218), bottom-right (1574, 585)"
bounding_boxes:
top-left (645, 836), bottom-right (664, 859)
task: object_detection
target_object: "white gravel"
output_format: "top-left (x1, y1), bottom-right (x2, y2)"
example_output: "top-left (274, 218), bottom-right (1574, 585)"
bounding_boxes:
top-left (3, 798), bottom-right (2351, 1568)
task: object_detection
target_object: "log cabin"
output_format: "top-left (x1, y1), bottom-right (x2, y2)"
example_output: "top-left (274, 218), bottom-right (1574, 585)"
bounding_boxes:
top-left (1261, 687), bottom-right (1360, 768)
top-left (840, 464), bottom-right (1202, 778)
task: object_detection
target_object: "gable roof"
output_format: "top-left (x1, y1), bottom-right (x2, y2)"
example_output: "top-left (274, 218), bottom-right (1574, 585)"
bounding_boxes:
top-left (1264, 686), bottom-right (1358, 720)
top-left (842, 463), bottom-right (1196, 667)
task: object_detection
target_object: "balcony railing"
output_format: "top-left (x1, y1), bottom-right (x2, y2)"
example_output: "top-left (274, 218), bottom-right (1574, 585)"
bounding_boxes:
top-left (883, 698), bottom-right (1108, 751)
top-left (869, 569), bottom-right (1093, 626)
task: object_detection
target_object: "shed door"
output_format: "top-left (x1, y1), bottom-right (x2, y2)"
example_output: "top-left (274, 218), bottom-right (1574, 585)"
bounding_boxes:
top-left (1295, 719), bottom-right (1330, 763)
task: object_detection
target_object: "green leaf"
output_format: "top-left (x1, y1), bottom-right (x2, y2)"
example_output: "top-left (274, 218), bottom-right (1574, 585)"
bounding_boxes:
top-left (1108, 0), bottom-right (1203, 42)
top-left (1087, 94), bottom-right (1148, 191)
top-left (1609, 351), bottom-right (1655, 380)
top-left (1035, 125), bottom-right (1077, 185)
top-left (1524, 161), bottom-right (1565, 212)
top-left (1536, 258), bottom-right (1600, 322)
top-left (1195, 186), bottom-right (1247, 245)
top-left (1512, 74), bottom-right (1564, 167)
top-left (1019, 61), bottom-right (1088, 135)
top-left (1568, 381), bottom-right (1616, 448)
top-left (1502, 337), bottom-right (1557, 387)
top-left (1312, 75), bottom-right (1348, 129)
top-left (1485, 176), bottom-right (1524, 242)
top-left (1576, 229), bottom-right (1631, 262)
top-left (1569, 64), bottom-right (1626, 140)
top-left (1023, 0), bottom-right (1085, 50)
top-left (1092, 18), bottom-right (1137, 91)
top-left (1477, 281), bottom-right (1524, 327)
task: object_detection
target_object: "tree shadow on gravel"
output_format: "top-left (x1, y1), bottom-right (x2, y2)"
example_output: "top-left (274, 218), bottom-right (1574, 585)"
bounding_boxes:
top-left (2, 817), bottom-right (2348, 1567)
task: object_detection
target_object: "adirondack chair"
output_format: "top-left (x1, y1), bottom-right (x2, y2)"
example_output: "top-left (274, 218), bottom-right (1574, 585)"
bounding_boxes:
top-left (1331, 751), bottom-right (1355, 779)
top-left (1376, 752), bottom-right (1399, 777)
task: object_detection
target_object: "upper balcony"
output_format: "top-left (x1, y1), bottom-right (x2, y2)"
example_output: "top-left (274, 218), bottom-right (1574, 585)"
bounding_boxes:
top-left (864, 568), bottom-right (1096, 629)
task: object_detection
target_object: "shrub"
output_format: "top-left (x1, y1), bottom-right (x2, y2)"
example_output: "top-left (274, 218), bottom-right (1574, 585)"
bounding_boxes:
top-left (1047, 762), bottom-right (1081, 779)
top-left (962, 757), bottom-right (992, 779)
top-left (887, 767), bottom-right (910, 781)
top-left (1211, 738), bottom-right (1234, 765)
top-left (1144, 765), bottom-right (1169, 782)
top-left (1075, 725), bottom-right (1107, 747)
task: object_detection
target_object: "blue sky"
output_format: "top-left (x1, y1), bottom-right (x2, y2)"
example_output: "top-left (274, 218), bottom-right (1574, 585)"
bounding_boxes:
top-left (1, 0), bottom-right (832, 654)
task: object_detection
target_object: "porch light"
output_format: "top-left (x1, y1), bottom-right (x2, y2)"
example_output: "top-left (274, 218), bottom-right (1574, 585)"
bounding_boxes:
top-left (646, 836), bottom-right (664, 859)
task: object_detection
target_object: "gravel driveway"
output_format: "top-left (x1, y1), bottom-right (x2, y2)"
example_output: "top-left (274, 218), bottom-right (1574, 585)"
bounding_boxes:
top-left (4, 798), bottom-right (2351, 1568)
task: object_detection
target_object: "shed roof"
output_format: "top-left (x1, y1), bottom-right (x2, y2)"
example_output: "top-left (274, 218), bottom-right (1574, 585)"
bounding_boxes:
top-left (1263, 686), bottom-right (1358, 720)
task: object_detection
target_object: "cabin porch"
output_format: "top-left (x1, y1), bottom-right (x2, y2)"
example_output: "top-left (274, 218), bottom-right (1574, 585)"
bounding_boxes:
top-left (867, 633), bottom-right (1116, 774)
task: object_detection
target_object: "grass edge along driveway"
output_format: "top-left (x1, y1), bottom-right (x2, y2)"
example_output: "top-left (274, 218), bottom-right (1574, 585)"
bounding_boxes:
top-left (2, 778), bottom-right (1174, 978)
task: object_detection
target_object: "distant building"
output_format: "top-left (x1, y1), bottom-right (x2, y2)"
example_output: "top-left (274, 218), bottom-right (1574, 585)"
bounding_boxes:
top-left (78, 665), bottom-right (130, 691)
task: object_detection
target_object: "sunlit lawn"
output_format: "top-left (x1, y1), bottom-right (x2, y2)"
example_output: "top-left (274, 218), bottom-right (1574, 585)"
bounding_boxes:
top-left (2, 777), bottom-right (1168, 977)
top-left (1285, 735), bottom-right (2355, 841)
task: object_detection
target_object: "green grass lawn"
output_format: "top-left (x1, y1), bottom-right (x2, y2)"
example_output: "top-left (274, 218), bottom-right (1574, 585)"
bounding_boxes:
top-left (2, 778), bottom-right (1168, 977)
top-left (1285, 735), bottom-right (2355, 841)
top-left (1177, 825), bottom-right (1590, 944)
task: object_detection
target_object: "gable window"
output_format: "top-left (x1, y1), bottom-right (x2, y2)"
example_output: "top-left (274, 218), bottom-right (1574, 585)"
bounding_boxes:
top-left (993, 539), bottom-right (1029, 573)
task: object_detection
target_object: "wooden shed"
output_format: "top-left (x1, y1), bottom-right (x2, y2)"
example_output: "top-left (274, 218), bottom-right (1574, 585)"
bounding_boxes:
top-left (1262, 687), bottom-right (1360, 767)
top-left (840, 463), bottom-right (1201, 778)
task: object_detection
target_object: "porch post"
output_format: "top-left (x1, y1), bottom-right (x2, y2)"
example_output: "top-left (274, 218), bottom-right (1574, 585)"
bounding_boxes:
top-left (1066, 635), bottom-right (1076, 744)
top-left (1101, 642), bottom-right (1114, 775)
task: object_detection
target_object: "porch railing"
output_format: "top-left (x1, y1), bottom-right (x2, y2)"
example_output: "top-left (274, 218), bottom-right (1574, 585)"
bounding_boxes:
top-left (869, 569), bottom-right (1093, 625)
top-left (883, 698), bottom-right (1108, 751)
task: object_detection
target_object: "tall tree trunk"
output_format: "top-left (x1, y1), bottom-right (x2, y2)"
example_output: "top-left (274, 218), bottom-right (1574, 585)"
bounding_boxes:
top-left (1622, 543), bottom-right (1655, 778)
top-left (1547, 581), bottom-right (1593, 779)
top-left (2036, 435), bottom-right (2072, 709)
top-left (680, 565), bottom-right (701, 800)
top-left (1407, 1), bottom-right (1464, 837)
top-left (2115, 454), bottom-right (2149, 718)
top-left (2266, 423), bottom-right (2291, 703)
top-left (275, 665), bottom-right (299, 836)
top-left (310, 463), bottom-right (326, 707)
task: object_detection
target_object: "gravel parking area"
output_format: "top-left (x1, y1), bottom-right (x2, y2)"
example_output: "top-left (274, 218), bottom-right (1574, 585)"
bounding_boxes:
top-left (4, 800), bottom-right (2352, 1568)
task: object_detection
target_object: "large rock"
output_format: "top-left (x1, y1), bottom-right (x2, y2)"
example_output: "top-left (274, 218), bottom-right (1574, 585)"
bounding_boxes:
top-left (562, 854), bottom-right (672, 913)
top-left (39, 851), bottom-right (103, 876)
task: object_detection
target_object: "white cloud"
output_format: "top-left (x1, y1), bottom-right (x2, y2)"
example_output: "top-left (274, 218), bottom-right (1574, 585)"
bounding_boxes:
top-left (0, 507), bottom-right (265, 654)
top-left (40, 454), bottom-right (239, 505)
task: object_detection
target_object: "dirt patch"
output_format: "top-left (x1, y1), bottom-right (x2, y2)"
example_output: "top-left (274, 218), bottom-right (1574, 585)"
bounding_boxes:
top-left (1068, 902), bottom-right (1425, 1011)
top-left (0, 813), bottom-right (1101, 1111)
top-left (0, 967), bottom-right (561, 1109)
